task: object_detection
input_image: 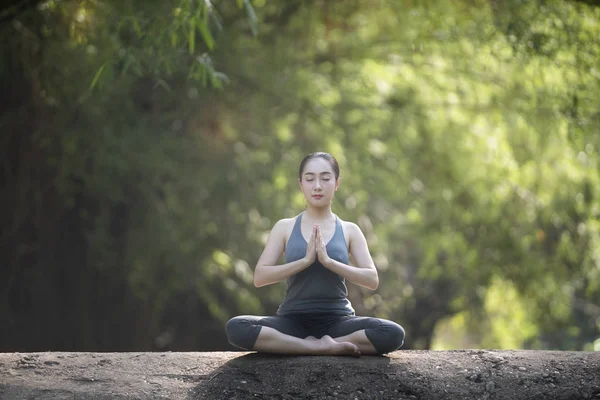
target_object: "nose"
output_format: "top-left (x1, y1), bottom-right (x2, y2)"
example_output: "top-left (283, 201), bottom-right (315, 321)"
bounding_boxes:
top-left (314, 179), bottom-right (322, 190)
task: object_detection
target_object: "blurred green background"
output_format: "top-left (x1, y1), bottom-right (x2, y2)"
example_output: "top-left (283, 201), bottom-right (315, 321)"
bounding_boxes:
top-left (1, 0), bottom-right (599, 352)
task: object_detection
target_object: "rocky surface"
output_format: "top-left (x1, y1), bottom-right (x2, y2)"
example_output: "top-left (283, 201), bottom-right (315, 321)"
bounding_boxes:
top-left (1, 350), bottom-right (599, 399)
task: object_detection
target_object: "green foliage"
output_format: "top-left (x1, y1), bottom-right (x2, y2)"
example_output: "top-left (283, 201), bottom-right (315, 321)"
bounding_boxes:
top-left (2, 0), bottom-right (600, 350)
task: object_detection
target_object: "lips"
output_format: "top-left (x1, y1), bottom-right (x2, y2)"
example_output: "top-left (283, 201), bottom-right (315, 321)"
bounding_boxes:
top-left (312, 195), bottom-right (323, 199)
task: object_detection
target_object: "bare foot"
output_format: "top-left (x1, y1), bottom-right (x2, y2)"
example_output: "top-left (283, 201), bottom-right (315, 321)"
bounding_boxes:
top-left (316, 335), bottom-right (361, 357)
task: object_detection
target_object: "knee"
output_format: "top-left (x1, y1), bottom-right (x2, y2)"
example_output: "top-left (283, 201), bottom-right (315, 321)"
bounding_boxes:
top-left (225, 316), bottom-right (257, 350)
top-left (386, 322), bottom-right (405, 352)
top-left (368, 321), bottom-right (405, 354)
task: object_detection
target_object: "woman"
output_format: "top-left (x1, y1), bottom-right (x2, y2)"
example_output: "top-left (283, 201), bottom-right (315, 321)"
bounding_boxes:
top-left (226, 152), bottom-right (405, 356)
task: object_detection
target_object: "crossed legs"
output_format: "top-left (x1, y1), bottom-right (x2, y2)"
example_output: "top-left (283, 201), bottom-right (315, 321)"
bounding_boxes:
top-left (254, 326), bottom-right (361, 356)
top-left (226, 315), bottom-right (404, 356)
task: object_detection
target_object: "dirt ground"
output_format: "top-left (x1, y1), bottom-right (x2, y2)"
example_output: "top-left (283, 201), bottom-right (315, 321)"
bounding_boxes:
top-left (0, 350), bottom-right (599, 399)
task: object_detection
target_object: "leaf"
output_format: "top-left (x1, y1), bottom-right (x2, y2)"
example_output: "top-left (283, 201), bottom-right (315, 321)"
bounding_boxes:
top-left (132, 18), bottom-right (142, 38)
top-left (213, 72), bottom-right (229, 85)
top-left (244, 0), bottom-right (258, 36)
top-left (198, 19), bottom-right (215, 50)
top-left (90, 62), bottom-right (108, 89)
top-left (209, 71), bottom-right (222, 89)
top-left (121, 55), bottom-right (133, 77)
top-left (154, 78), bottom-right (172, 92)
top-left (189, 20), bottom-right (196, 54)
top-left (209, 9), bottom-right (223, 33)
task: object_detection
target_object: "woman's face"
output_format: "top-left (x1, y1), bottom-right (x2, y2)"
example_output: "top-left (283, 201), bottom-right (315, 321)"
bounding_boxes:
top-left (298, 157), bottom-right (339, 207)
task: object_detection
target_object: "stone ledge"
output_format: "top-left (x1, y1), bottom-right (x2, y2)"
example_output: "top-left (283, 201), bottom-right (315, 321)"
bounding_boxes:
top-left (1, 350), bottom-right (599, 399)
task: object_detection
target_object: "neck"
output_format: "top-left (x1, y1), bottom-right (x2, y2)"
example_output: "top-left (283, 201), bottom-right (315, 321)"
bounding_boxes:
top-left (303, 206), bottom-right (335, 221)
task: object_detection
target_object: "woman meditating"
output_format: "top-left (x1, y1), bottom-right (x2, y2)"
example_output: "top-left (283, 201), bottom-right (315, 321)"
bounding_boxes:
top-left (226, 152), bottom-right (405, 356)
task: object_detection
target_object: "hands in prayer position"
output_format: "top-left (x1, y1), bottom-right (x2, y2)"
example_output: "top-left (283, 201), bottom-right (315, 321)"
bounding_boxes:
top-left (303, 224), bottom-right (332, 267)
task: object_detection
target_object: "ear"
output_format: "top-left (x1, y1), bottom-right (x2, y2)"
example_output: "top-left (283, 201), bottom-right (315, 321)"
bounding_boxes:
top-left (298, 178), bottom-right (303, 190)
top-left (335, 177), bottom-right (340, 191)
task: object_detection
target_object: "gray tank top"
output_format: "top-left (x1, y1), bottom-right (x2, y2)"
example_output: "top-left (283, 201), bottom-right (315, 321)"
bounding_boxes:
top-left (276, 212), bottom-right (355, 316)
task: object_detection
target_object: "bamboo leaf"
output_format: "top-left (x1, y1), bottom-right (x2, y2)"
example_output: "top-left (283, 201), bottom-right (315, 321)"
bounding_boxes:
top-left (121, 56), bottom-right (133, 77)
top-left (132, 19), bottom-right (142, 38)
top-left (90, 62), bottom-right (108, 89)
top-left (198, 21), bottom-right (214, 51)
top-left (154, 78), bottom-right (172, 92)
top-left (244, 0), bottom-right (258, 36)
top-left (209, 10), bottom-right (223, 33)
top-left (189, 20), bottom-right (196, 54)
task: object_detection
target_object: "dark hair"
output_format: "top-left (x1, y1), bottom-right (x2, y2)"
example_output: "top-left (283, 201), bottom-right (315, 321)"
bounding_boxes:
top-left (298, 152), bottom-right (340, 180)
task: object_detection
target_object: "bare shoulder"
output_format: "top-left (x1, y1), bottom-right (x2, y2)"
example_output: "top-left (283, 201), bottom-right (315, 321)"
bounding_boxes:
top-left (340, 219), bottom-right (362, 235)
top-left (339, 218), bottom-right (364, 248)
top-left (340, 218), bottom-right (373, 266)
top-left (272, 215), bottom-right (299, 247)
top-left (271, 217), bottom-right (294, 234)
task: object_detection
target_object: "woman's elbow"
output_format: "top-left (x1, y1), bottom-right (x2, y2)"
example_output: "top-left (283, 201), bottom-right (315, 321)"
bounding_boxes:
top-left (360, 275), bottom-right (378, 290)
top-left (253, 267), bottom-right (267, 287)
top-left (369, 278), bottom-right (379, 290)
top-left (253, 268), bottom-right (261, 287)
top-left (362, 280), bottom-right (378, 291)
top-left (369, 270), bottom-right (379, 290)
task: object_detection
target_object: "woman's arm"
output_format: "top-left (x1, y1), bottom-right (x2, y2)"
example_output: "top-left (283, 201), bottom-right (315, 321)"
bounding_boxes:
top-left (253, 220), bottom-right (316, 287)
top-left (317, 223), bottom-right (379, 290)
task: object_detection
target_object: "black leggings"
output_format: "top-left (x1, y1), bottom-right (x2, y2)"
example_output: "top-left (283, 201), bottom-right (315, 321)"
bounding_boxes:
top-left (226, 314), bottom-right (405, 354)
